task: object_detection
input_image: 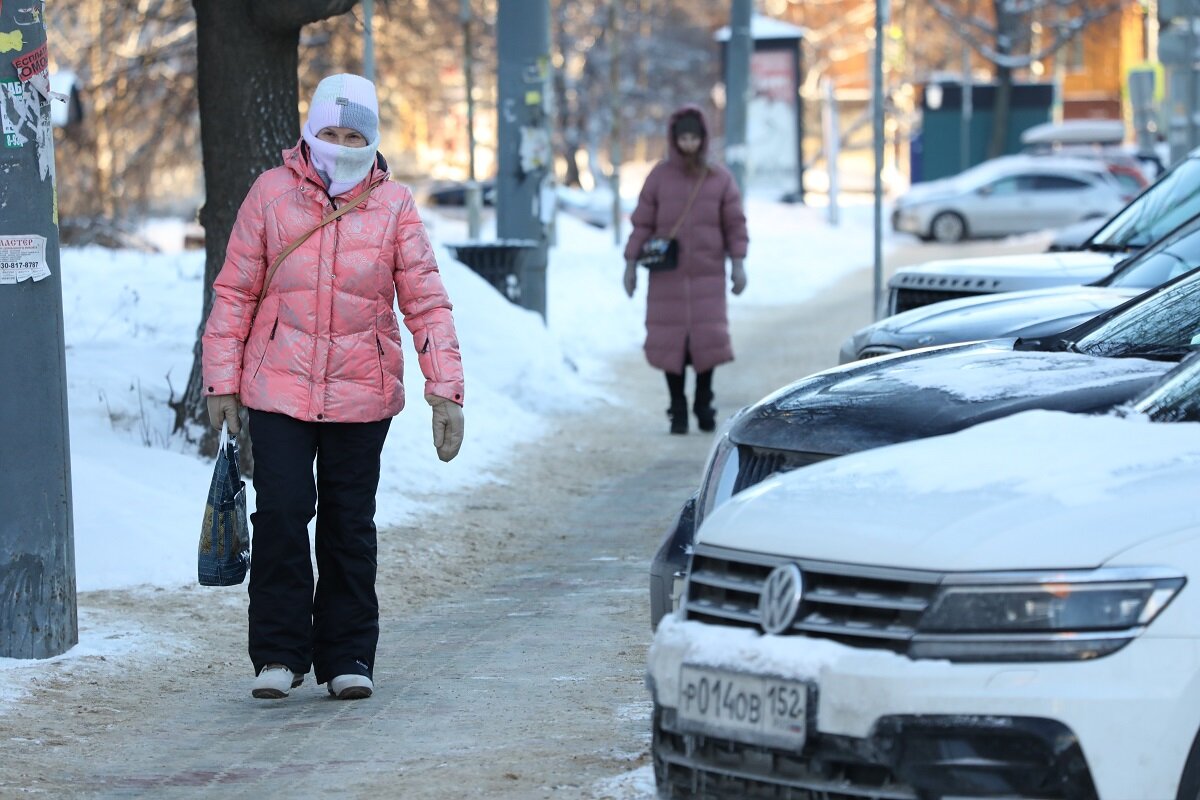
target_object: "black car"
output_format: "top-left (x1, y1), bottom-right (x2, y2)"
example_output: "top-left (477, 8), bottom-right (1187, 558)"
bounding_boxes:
top-left (424, 178), bottom-right (496, 207)
top-left (650, 263), bottom-right (1200, 627)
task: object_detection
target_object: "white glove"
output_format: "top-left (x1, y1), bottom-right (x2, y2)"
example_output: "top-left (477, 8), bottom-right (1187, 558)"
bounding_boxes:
top-left (426, 394), bottom-right (464, 462)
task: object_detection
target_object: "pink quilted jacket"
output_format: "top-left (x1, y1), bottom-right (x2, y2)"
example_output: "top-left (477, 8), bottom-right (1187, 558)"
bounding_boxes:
top-left (202, 142), bottom-right (464, 423)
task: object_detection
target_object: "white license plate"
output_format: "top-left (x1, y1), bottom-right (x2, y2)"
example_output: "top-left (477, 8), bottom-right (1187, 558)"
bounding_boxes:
top-left (677, 664), bottom-right (809, 749)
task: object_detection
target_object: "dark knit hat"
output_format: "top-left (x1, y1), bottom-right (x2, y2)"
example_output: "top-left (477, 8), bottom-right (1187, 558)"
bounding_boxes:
top-left (672, 113), bottom-right (704, 139)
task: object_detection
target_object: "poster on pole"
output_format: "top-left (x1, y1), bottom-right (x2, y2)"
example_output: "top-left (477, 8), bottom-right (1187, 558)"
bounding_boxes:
top-left (0, 234), bottom-right (50, 283)
top-left (748, 48), bottom-right (798, 183)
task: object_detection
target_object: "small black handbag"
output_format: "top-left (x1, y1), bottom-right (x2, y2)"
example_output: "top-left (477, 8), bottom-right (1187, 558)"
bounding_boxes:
top-left (636, 237), bottom-right (680, 272)
top-left (636, 167), bottom-right (708, 273)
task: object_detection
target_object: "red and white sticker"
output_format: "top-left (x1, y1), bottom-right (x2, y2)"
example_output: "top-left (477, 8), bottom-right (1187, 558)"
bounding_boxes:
top-left (12, 39), bottom-right (46, 81)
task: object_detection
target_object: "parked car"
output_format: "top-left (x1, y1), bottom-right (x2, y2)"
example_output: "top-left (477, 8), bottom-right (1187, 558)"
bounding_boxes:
top-left (891, 154), bottom-right (1130, 243)
top-left (650, 264), bottom-right (1200, 628)
top-left (423, 178), bottom-right (496, 207)
top-left (887, 147), bottom-right (1200, 315)
top-left (839, 211), bottom-right (1200, 363)
top-left (648, 354), bottom-right (1200, 800)
top-left (1020, 117), bottom-right (1155, 190)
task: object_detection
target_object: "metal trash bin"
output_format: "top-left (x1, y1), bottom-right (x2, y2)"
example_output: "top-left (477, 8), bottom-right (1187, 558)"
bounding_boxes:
top-left (445, 241), bottom-right (543, 316)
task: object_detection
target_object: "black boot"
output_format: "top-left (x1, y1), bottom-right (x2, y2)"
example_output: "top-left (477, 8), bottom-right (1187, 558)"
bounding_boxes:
top-left (668, 402), bottom-right (689, 434)
top-left (665, 372), bottom-right (688, 434)
top-left (694, 370), bottom-right (716, 432)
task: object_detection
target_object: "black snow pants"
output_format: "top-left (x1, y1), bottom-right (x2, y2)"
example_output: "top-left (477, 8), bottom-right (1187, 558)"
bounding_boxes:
top-left (246, 409), bottom-right (391, 685)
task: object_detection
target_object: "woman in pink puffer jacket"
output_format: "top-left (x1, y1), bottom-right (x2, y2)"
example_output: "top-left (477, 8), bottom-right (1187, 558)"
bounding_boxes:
top-left (201, 74), bottom-right (464, 703)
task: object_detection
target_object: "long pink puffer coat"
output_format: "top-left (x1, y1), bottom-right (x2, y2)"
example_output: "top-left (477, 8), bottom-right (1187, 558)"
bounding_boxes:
top-left (202, 142), bottom-right (464, 423)
top-left (623, 105), bottom-right (749, 374)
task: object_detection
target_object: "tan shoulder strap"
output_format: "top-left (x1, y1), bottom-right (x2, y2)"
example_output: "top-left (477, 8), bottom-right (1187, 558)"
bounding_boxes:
top-left (254, 182), bottom-right (378, 314)
top-left (667, 166), bottom-right (708, 239)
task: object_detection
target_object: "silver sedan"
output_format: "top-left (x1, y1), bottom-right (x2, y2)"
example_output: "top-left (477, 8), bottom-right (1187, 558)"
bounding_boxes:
top-left (892, 154), bottom-right (1131, 243)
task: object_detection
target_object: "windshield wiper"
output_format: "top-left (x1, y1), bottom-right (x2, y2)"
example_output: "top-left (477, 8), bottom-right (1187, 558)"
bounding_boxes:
top-left (1086, 241), bottom-right (1136, 253)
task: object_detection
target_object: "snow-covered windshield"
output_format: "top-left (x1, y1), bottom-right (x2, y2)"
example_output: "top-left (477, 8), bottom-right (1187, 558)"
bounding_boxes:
top-left (1077, 268), bottom-right (1200, 357)
top-left (1089, 158), bottom-right (1200, 249)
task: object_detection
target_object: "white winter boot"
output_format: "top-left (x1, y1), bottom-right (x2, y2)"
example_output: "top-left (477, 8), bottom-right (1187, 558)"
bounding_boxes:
top-left (328, 674), bottom-right (373, 700)
top-left (252, 664), bottom-right (302, 699)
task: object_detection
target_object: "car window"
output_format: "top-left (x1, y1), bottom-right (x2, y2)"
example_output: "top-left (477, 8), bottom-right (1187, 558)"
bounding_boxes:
top-left (1110, 171), bottom-right (1145, 193)
top-left (1075, 269), bottom-right (1200, 357)
top-left (1033, 174), bottom-right (1093, 190)
top-left (1090, 158), bottom-right (1200, 248)
top-left (1109, 216), bottom-right (1200, 288)
top-left (981, 176), bottom-right (1019, 195)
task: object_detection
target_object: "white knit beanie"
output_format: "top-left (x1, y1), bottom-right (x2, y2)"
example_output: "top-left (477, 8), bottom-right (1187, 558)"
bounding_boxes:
top-left (305, 73), bottom-right (379, 145)
top-left (302, 73), bottom-right (381, 197)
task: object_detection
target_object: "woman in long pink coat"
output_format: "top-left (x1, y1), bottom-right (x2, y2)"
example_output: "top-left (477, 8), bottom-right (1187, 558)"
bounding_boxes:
top-left (202, 74), bottom-right (464, 702)
top-left (623, 105), bottom-right (749, 434)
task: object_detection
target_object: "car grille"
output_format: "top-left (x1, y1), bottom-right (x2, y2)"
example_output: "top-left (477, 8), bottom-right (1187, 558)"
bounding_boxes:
top-left (683, 545), bottom-right (942, 653)
top-left (655, 707), bottom-right (918, 799)
top-left (733, 446), bottom-right (831, 495)
top-left (890, 287), bottom-right (980, 314)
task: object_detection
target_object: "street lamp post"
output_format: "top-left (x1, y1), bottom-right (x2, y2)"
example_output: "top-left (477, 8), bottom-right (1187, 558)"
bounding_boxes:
top-left (0, 3), bottom-right (77, 659)
top-left (363, 0), bottom-right (375, 83)
top-left (872, 0), bottom-right (889, 320)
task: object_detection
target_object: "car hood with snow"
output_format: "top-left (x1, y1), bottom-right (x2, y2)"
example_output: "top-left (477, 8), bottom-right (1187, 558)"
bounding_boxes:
top-left (839, 284), bottom-right (1142, 363)
top-left (701, 410), bottom-right (1200, 572)
top-left (732, 340), bottom-right (1171, 456)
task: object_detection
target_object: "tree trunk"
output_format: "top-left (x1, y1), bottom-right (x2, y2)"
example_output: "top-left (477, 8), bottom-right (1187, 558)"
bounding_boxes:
top-left (987, 0), bottom-right (1020, 160)
top-left (176, 0), bottom-right (359, 465)
top-left (988, 64), bottom-right (1012, 159)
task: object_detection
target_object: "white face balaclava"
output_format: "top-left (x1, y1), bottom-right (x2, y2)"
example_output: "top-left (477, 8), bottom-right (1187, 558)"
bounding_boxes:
top-left (301, 73), bottom-right (381, 197)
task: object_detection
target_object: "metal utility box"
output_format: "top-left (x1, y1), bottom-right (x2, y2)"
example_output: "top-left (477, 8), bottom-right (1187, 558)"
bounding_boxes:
top-left (913, 81), bottom-right (1054, 182)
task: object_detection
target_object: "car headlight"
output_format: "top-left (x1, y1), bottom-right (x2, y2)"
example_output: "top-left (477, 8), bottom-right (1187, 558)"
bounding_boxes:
top-left (911, 569), bottom-right (1185, 662)
top-left (695, 433), bottom-right (740, 528)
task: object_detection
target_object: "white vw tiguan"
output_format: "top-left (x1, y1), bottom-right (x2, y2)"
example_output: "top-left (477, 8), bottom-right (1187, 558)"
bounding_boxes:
top-left (648, 355), bottom-right (1200, 800)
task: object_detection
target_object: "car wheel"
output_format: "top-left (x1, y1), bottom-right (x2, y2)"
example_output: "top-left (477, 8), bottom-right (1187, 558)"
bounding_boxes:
top-left (1176, 726), bottom-right (1200, 799)
top-left (929, 211), bottom-right (967, 243)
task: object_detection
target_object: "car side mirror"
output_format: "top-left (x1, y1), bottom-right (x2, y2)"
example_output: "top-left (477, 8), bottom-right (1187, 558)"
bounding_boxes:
top-left (976, 185), bottom-right (993, 197)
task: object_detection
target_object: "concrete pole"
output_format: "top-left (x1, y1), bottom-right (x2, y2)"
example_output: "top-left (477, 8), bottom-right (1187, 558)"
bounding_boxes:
top-left (1190, 13), bottom-right (1199, 149)
top-left (497, 0), bottom-right (552, 321)
top-left (363, 0), bottom-right (376, 83)
top-left (961, 43), bottom-right (972, 172)
top-left (0, 6), bottom-right (78, 658)
top-left (462, 0), bottom-right (482, 239)
top-left (726, 0), bottom-right (752, 194)
top-left (822, 78), bottom-right (840, 227)
top-left (872, 0), bottom-right (888, 320)
top-left (609, 1), bottom-right (622, 245)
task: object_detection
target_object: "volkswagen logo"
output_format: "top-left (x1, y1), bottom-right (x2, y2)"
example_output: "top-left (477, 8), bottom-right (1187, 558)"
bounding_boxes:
top-left (759, 563), bottom-right (804, 635)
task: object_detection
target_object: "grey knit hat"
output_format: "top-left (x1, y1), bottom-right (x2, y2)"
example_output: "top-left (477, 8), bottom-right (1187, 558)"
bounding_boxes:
top-left (305, 73), bottom-right (379, 145)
